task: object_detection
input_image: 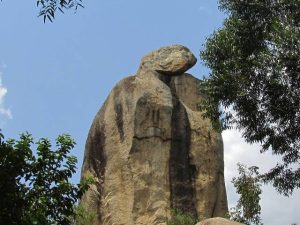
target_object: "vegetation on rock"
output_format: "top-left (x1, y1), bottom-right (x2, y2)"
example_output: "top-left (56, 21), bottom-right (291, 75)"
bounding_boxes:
top-left (167, 209), bottom-right (198, 225)
top-left (71, 204), bottom-right (96, 225)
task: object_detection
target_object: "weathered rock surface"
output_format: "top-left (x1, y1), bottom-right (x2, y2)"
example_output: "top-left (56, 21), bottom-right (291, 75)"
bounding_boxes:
top-left (138, 45), bottom-right (197, 75)
top-left (81, 45), bottom-right (228, 225)
top-left (196, 217), bottom-right (244, 225)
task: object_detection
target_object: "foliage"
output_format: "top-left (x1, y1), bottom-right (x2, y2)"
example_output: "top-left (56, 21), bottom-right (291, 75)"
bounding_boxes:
top-left (71, 204), bottom-right (96, 225)
top-left (37, 0), bottom-right (84, 22)
top-left (230, 163), bottom-right (262, 225)
top-left (0, 131), bottom-right (93, 225)
top-left (167, 209), bottom-right (198, 225)
top-left (200, 0), bottom-right (300, 195)
top-left (0, 0), bottom-right (84, 22)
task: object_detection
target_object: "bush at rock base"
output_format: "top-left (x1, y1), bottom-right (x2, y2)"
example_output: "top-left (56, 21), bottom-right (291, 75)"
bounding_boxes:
top-left (167, 209), bottom-right (198, 225)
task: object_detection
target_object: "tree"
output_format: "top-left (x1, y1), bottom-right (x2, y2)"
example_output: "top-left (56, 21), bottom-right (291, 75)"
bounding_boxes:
top-left (36, 0), bottom-right (84, 22)
top-left (229, 163), bottom-right (262, 225)
top-left (200, 0), bottom-right (300, 196)
top-left (0, 131), bottom-right (92, 225)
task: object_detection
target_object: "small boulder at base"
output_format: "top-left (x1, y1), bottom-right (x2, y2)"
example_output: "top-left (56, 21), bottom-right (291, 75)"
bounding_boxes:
top-left (196, 217), bottom-right (245, 225)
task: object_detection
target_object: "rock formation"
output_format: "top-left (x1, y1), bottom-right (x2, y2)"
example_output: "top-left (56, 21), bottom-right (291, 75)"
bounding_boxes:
top-left (81, 45), bottom-right (228, 225)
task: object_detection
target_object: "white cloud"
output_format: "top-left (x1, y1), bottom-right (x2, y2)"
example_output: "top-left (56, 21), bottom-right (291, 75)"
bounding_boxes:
top-left (0, 72), bottom-right (12, 120)
top-left (223, 129), bottom-right (300, 225)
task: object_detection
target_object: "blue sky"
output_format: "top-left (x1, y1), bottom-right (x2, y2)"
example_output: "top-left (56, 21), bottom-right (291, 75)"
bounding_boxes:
top-left (0, 1), bottom-right (299, 224)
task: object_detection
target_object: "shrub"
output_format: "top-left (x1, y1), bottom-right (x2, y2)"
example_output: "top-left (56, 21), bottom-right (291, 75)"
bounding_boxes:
top-left (167, 209), bottom-right (198, 225)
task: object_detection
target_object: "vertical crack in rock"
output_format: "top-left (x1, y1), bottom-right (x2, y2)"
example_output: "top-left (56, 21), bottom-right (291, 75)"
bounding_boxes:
top-left (169, 89), bottom-right (197, 217)
top-left (114, 101), bottom-right (125, 142)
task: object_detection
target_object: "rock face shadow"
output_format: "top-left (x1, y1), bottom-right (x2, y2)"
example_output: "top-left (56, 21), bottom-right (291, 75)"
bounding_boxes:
top-left (169, 96), bottom-right (197, 217)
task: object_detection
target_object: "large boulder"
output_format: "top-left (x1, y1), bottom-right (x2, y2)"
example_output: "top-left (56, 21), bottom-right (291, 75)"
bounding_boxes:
top-left (138, 45), bottom-right (197, 75)
top-left (81, 45), bottom-right (228, 225)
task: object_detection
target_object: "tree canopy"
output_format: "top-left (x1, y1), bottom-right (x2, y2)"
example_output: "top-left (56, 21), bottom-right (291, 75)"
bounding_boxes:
top-left (200, 0), bottom-right (300, 195)
top-left (0, 131), bottom-right (92, 225)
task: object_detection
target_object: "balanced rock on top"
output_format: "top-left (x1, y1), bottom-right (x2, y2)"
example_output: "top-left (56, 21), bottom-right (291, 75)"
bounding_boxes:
top-left (81, 45), bottom-right (228, 225)
top-left (138, 45), bottom-right (197, 75)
